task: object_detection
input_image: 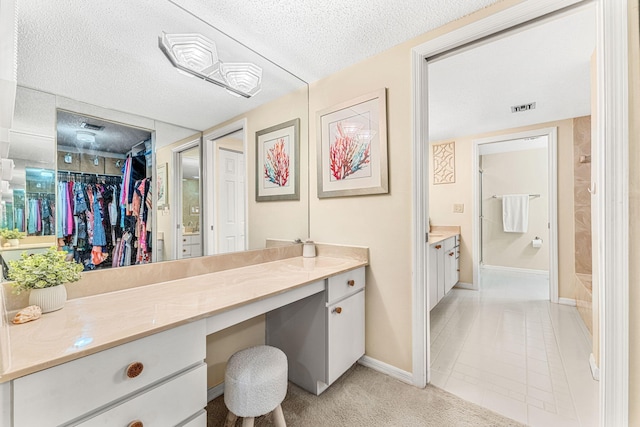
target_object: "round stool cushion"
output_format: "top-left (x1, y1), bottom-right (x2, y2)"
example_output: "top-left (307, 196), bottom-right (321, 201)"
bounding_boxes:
top-left (224, 345), bottom-right (288, 417)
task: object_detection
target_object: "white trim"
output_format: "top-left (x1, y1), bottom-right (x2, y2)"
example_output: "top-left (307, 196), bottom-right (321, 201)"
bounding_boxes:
top-left (171, 137), bottom-right (202, 261)
top-left (481, 264), bottom-right (550, 278)
top-left (596, 2), bottom-right (629, 425)
top-left (590, 353), bottom-right (600, 381)
top-left (471, 127), bottom-right (558, 303)
top-left (412, 2), bottom-right (630, 422)
top-left (452, 281), bottom-right (474, 290)
top-left (207, 382), bottom-right (225, 402)
top-left (358, 356), bottom-right (413, 385)
top-left (559, 297), bottom-right (577, 307)
top-left (202, 119), bottom-right (248, 256)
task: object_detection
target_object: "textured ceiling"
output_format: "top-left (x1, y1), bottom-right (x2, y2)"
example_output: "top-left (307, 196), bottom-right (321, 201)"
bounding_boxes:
top-left (171, 0), bottom-right (501, 82)
top-left (16, 0), bottom-right (307, 132)
top-left (428, 4), bottom-right (596, 141)
top-left (56, 110), bottom-right (152, 156)
top-left (15, 0), bottom-right (501, 133)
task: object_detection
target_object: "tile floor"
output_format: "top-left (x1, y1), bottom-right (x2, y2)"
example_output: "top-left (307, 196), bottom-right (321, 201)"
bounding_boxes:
top-left (429, 268), bottom-right (599, 426)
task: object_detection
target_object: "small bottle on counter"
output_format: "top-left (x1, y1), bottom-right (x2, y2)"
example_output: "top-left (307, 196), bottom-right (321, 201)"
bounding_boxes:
top-left (303, 240), bottom-right (316, 258)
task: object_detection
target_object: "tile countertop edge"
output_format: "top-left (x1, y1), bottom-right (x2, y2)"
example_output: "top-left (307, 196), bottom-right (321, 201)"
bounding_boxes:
top-left (0, 256), bottom-right (367, 383)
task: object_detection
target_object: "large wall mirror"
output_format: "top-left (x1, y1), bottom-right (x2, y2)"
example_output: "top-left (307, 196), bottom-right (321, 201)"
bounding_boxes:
top-left (1, 0), bottom-right (309, 276)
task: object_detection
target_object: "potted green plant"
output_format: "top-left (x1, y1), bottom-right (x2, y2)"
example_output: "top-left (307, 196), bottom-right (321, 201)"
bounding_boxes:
top-left (0, 228), bottom-right (26, 247)
top-left (9, 247), bottom-right (84, 313)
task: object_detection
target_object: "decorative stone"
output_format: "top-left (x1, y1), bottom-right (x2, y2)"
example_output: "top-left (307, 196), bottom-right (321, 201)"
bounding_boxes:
top-left (12, 305), bottom-right (42, 324)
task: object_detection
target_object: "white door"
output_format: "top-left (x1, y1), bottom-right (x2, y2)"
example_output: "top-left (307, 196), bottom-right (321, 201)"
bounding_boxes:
top-left (218, 149), bottom-right (245, 253)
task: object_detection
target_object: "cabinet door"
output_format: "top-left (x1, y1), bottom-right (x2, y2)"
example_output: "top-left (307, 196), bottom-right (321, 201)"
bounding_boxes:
top-left (444, 247), bottom-right (457, 294)
top-left (327, 290), bottom-right (365, 385)
top-left (428, 244), bottom-right (439, 310)
top-left (437, 244), bottom-right (445, 302)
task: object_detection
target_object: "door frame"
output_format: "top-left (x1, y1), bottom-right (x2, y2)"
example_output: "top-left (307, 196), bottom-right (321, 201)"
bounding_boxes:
top-left (410, 1), bottom-right (629, 425)
top-left (471, 127), bottom-right (558, 304)
top-left (202, 119), bottom-right (248, 256)
top-left (171, 137), bottom-right (202, 260)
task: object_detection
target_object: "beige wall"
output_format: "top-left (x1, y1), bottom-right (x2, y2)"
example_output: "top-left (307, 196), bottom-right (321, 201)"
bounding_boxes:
top-left (628, 0), bottom-right (639, 424)
top-left (481, 148), bottom-right (549, 271)
top-left (430, 119), bottom-right (576, 298)
top-left (201, 86), bottom-right (308, 387)
top-left (307, 0), bottom-right (522, 373)
top-left (203, 86), bottom-right (309, 251)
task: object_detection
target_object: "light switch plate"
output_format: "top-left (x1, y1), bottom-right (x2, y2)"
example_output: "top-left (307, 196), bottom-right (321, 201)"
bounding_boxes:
top-left (453, 203), bottom-right (464, 213)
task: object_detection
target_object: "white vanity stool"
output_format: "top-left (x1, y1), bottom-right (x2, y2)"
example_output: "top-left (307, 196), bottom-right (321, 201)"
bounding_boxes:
top-left (224, 345), bottom-right (288, 427)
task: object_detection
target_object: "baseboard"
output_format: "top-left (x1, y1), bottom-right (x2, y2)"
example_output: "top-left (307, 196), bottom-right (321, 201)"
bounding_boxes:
top-left (589, 353), bottom-right (600, 381)
top-left (558, 297), bottom-right (577, 307)
top-left (481, 264), bottom-right (549, 277)
top-left (358, 355), bottom-right (413, 385)
top-left (207, 382), bottom-right (225, 402)
top-left (453, 281), bottom-right (475, 290)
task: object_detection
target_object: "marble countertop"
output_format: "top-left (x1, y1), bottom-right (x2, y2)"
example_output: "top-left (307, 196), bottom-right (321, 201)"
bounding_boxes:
top-left (0, 255), bottom-right (366, 382)
top-left (428, 226), bottom-right (461, 245)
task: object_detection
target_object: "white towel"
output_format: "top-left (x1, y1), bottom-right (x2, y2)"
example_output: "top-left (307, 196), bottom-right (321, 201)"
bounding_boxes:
top-left (502, 194), bottom-right (529, 233)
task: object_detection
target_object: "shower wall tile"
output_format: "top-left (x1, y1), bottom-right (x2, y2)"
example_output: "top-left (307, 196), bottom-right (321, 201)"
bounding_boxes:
top-left (573, 116), bottom-right (592, 277)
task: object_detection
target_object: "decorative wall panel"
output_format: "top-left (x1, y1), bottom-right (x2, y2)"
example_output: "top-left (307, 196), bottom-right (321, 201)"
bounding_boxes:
top-left (432, 141), bottom-right (455, 184)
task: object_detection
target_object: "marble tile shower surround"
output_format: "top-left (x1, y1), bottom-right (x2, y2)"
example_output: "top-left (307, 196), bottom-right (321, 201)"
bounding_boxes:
top-left (573, 116), bottom-right (592, 334)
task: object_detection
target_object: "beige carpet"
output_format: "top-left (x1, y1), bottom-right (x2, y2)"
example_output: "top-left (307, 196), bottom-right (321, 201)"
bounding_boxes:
top-left (207, 364), bottom-right (525, 426)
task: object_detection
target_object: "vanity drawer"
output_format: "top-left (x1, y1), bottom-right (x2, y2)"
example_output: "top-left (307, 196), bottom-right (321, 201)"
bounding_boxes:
top-left (13, 320), bottom-right (206, 427)
top-left (79, 363), bottom-right (206, 426)
top-left (327, 267), bottom-right (365, 303)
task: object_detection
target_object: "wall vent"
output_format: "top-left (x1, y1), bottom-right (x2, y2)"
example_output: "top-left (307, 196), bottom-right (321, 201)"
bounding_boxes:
top-left (80, 122), bottom-right (105, 131)
top-left (511, 102), bottom-right (536, 113)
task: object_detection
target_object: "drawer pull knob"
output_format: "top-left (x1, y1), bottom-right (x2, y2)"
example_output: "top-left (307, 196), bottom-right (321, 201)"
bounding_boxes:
top-left (126, 362), bottom-right (144, 379)
top-left (128, 421), bottom-right (143, 427)
top-left (347, 279), bottom-right (355, 287)
top-left (333, 307), bottom-right (343, 314)
top-left (449, 252), bottom-right (454, 257)
top-left (435, 245), bottom-right (442, 249)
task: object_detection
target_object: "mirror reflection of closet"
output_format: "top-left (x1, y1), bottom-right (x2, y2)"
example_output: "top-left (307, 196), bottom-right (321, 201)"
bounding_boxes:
top-left (25, 167), bottom-right (55, 236)
top-left (177, 146), bottom-right (202, 259)
top-left (56, 110), bottom-right (153, 271)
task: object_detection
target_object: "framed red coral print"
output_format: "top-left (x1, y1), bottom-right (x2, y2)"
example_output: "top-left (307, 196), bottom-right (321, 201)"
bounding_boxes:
top-left (317, 88), bottom-right (388, 198)
top-left (256, 118), bottom-right (300, 202)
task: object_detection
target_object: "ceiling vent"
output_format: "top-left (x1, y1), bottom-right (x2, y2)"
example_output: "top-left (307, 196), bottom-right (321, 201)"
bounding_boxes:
top-left (80, 122), bottom-right (105, 131)
top-left (511, 102), bottom-right (536, 113)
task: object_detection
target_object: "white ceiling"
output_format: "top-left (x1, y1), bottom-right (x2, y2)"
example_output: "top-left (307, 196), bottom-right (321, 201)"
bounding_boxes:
top-left (428, 4), bottom-right (596, 142)
top-left (14, 0), bottom-right (500, 132)
top-left (170, 0), bottom-right (501, 83)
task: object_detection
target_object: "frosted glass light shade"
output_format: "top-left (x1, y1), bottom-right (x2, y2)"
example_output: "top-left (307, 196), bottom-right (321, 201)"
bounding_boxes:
top-left (160, 32), bottom-right (221, 79)
top-left (220, 63), bottom-right (262, 97)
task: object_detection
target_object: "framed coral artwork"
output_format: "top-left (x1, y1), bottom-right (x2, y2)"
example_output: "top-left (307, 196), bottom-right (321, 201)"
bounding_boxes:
top-left (255, 118), bottom-right (300, 202)
top-left (317, 88), bottom-right (388, 198)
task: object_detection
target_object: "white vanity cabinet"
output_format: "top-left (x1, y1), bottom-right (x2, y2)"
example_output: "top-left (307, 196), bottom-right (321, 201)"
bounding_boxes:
top-left (429, 235), bottom-right (459, 310)
top-left (181, 233), bottom-right (202, 258)
top-left (266, 267), bottom-right (365, 395)
top-left (9, 321), bottom-right (207, 427)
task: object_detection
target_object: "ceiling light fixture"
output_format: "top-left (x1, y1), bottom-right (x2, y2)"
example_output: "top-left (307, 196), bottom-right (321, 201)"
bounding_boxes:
top-left (76, 131), bottom-right (95, 143)
top-left (158, 32), bottom-right (262, 98)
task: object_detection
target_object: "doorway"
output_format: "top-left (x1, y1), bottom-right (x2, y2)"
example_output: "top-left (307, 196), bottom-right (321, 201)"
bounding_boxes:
top-left (173, 142), bottom-right (202, 260)
top-left (203, 121), bottom-right (248, 255)
top-left (411, 1), bottom-right (630, 425)
top-left (472, 129), bottom-right (557, 303)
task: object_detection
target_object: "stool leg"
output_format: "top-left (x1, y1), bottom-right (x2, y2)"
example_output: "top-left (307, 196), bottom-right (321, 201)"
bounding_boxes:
top-left (224, 411), bottom-right (237, 427)
top-left (241, 417), bottom-right (255, 427)
top-left (273, 404), bottom-right (287, 427)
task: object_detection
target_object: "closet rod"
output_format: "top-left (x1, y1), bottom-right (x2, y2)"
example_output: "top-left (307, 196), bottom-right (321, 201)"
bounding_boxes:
top-left (492, 194), bottom-right (540, 199)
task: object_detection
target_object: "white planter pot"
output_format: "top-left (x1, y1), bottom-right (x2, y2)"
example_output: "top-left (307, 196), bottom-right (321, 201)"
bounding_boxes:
top-left (29, 285), bottom-right (67, 313)
top-left (8, 239), bottom-right (19, 247)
